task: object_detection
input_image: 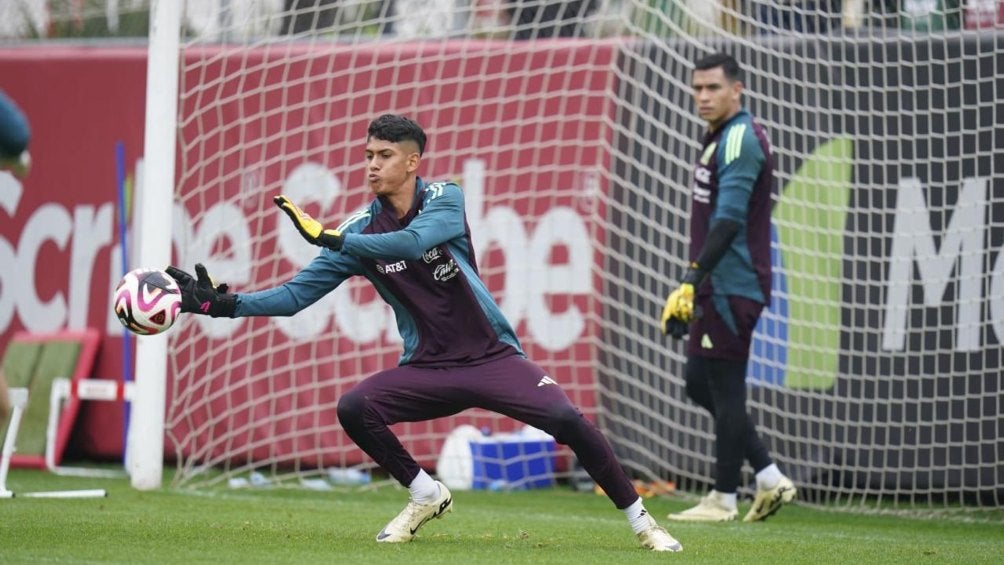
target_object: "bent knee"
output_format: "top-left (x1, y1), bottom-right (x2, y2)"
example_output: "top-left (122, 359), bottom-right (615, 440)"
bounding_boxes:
top-left (336, 390), bottom-right (367, 425)
top-left (543, 405), bottom-right (590, 442)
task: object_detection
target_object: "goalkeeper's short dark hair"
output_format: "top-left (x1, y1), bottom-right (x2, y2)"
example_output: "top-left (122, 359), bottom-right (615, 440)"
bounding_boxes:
top-left (694, 52), bottom-right (743, 84)
top-left (368, 114), bottom-right (427, 155)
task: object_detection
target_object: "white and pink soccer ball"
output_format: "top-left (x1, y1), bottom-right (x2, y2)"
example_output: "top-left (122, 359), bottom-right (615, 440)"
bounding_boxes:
top-left (113, 268), bottom-right (182, 335)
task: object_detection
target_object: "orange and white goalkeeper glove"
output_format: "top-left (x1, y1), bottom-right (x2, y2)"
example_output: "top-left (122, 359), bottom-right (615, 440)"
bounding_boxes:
top-left (273, 194), bottom-right (344, 250)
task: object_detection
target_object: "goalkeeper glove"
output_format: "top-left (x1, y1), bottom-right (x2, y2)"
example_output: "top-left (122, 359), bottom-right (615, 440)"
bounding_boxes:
top-left (165, 263), bottom-right (237, 318)
top-left (661, 304), bottom-right (704, 339)
top-left (662, 316), bottom-right (690, 339)
top-left (660, 284), bottom-right (695, 337)
top-left (660, 263), bottom-right (704, 336)
top-left (273, 195), bottom-right (344, 250)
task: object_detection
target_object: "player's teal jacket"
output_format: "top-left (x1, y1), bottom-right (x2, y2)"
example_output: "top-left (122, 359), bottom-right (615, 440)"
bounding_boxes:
top-left (690, 108), bottom-right (775, 308)
top-left (235, 178), bottom-right (525, 368)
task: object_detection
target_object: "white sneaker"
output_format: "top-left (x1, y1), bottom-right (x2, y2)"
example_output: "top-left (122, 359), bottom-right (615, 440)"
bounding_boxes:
top-left (636, 513), bottom-right (682, 552)
top-left (376, 481), bottom-right (453, 543)
top-left (667, 490), bottom-right (738, 522)
top-left (744, 476), bottom-right (796, 522)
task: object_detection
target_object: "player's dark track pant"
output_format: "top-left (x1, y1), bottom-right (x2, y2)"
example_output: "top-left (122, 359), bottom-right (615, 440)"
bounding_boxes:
top-left (337, 354), bottom-right (639, 509)
top-left (685, 355), bottom-right (773, 493)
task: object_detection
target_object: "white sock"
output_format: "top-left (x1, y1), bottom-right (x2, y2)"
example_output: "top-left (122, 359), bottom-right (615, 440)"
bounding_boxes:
top-left (623, 498), bottom-right (653, 534)
top-left (713, 490), bottom-right (738, 509)
top-left (408, 470), bottom-right (439, 503)
top-left (756, 464), bottom-right (783, 490)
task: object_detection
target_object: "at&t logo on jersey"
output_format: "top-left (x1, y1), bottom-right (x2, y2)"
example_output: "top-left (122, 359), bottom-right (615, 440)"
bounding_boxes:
top-left (376, 260), bottom-right (408, 275)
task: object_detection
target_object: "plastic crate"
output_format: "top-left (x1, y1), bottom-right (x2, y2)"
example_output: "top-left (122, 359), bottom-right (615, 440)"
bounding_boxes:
top-left (469, 436), bottom-right (557, 490)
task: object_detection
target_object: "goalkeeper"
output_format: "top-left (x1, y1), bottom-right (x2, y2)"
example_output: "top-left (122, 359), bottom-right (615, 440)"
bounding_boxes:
top-left (660, 53), bottom-right (795, 523)
top-left (169, 114), bottom-right (681, 552)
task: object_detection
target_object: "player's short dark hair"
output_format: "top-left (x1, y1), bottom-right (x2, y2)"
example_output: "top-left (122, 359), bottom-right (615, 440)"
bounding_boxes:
top-left (368, 114), bottom-right (427, 155)
top-left (694, 52), bottom-right (743, 83)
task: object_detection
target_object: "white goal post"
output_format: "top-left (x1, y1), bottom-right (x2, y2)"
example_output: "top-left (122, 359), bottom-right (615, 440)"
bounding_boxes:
top-left (129, 1), bottom-right (1001, 509)
top-left (128, 0), bottom-right (182, 490)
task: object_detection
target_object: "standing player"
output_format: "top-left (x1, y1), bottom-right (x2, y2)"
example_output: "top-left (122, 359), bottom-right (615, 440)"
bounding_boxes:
top-left (660, 53), bottom-right (796, 523)
top-left (169, 114), bottom-right (682, 552)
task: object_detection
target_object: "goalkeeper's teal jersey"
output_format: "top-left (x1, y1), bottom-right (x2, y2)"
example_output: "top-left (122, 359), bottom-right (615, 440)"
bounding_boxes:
top-left (234, 178), bottom-right (524, 368)
top-left (690, 109), bottom-right (775, 305)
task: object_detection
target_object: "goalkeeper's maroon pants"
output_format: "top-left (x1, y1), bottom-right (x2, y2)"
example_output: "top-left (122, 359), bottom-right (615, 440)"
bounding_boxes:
top-left (337, 354), bottom-right (639, 509)
top-left (684, 293), bottom-right (773, 493)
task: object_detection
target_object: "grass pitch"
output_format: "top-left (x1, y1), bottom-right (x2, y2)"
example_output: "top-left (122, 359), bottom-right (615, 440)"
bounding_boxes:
top-left (1, 469), bottom-right (1002, 564)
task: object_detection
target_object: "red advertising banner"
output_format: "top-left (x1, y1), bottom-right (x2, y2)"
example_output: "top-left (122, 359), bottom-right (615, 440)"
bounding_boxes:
top-left (0, 47), bottom-right (147, 459)
top-left (0, 42), bottom-right (615, 467)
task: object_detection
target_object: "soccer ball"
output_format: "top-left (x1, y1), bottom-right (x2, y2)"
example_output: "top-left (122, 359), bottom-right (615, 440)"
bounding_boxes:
top-left (113, 268), bottom-right (182, 335)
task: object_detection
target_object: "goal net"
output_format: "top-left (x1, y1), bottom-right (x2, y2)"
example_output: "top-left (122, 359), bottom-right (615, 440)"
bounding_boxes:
top-left (155, 0), bottom-right (1001, 508)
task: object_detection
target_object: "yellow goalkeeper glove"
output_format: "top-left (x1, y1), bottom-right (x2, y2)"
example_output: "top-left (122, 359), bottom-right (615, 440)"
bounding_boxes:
top-left (661, 283), bottom-right (695, 326)
top-left (660, 263), bottom-right (705, 336)
top-left (273, 195), bottom-right (344, 250)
